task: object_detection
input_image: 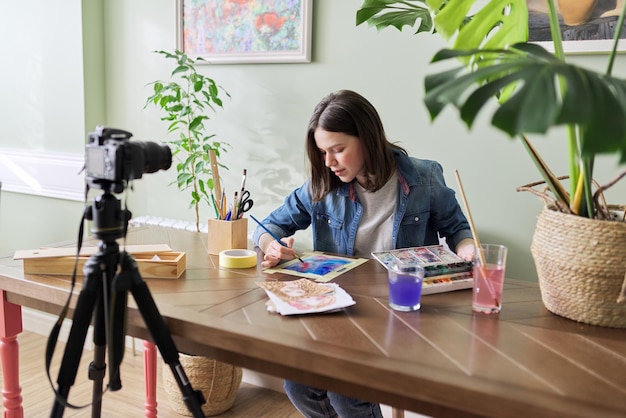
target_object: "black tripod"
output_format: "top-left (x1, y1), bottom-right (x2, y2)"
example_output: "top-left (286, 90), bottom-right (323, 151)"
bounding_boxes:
top-left (50, 188), bottom-right (205, 417)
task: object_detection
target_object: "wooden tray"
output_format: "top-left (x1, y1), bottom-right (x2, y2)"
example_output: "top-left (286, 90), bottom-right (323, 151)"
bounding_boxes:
top-left (14, 244), bottom-right (186, 279)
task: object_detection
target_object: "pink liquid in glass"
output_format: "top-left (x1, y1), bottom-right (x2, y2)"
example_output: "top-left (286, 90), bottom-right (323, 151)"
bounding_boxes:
top-left (472, 263), bottom-right (505, 314)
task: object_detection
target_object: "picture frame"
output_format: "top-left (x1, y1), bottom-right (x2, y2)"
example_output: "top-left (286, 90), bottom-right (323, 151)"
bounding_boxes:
top-left (528, 1), bottom-right (626, 55)
top-left (534, 38), bottom-right (626, 55)
top-left (177, 0), bottom-right (312, 64)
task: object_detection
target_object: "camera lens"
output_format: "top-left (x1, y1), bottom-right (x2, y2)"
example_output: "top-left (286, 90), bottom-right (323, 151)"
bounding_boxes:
top-left (138, 141), bottom-right (172, 173)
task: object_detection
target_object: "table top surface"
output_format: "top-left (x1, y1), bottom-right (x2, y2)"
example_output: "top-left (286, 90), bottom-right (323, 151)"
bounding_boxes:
top-left (1, 226), bottom-right (625, 418)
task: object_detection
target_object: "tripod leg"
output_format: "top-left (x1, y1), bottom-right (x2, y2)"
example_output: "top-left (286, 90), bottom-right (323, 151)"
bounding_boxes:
top-left (115, 253), bottom-right (206, 418)
top-left (88, 291), bottom-right (107, 418)
top-left (106, 281), bottom-right (127, 392)
top-left (50, 256), bottom-right (102, 418)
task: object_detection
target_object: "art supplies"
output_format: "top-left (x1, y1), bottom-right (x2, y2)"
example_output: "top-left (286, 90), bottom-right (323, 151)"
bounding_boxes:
top-left (209, 149), bottom-right (222, 203)
top-left (236, 190), bottom-right (253, 219)
top-left (371, 245), bottom-right (473, 295)
top-left (212, 168), bottom-right (253, 221)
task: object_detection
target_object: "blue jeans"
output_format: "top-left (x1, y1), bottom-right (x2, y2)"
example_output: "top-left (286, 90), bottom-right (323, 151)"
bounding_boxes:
top-left (284, 380), bottom-right (383, 418)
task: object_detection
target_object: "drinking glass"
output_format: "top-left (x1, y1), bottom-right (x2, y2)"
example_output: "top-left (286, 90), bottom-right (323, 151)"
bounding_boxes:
top-left (388, 260), bottom-right (424, 312)
top-left (472, 244), bottom-right (507, 314)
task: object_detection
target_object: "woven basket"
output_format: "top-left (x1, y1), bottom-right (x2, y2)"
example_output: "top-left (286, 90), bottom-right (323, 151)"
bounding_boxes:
top-left (162, 354), bottom-right (242, 416)
top-left (531, 206), bottom-right (626, 328)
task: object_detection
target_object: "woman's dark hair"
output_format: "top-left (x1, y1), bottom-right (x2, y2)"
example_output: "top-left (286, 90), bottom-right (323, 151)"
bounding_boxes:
top-left (306, 90), bottom-right (406, 201)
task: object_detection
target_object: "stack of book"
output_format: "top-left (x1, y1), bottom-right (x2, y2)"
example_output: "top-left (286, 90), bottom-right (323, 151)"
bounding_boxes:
top-left (371, 245), bottom-right (473, 295)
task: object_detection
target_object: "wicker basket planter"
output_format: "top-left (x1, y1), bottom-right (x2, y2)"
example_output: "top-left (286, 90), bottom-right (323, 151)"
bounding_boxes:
top-left (162, 354), bottom-right (242, 416)
top-left (531, 206), bottom-right (626, 328)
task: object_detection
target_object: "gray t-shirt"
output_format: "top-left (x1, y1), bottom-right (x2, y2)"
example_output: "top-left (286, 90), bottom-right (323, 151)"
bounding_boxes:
top-left (353, 170), bottom-right (398, 257)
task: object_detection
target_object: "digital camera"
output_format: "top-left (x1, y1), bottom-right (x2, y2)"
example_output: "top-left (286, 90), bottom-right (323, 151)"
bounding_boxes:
top-left (85, 126), bottom-right (172, 192)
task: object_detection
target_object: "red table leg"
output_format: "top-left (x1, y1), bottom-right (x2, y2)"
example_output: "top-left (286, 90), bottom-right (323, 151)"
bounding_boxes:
top-left (143, 340), bottom-right (157, 418)
top-left (0, 291), bottom-right (23, 418)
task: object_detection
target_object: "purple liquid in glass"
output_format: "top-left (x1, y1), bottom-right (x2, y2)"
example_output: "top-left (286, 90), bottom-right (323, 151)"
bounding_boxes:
top-left (389, 268), bottom-right (423, 311)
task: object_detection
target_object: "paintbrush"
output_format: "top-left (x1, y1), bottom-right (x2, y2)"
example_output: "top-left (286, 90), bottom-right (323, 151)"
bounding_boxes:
top-left (250, 215), bottom-right (304, 263)
top-left (454, 170), bottom-right (500, 309)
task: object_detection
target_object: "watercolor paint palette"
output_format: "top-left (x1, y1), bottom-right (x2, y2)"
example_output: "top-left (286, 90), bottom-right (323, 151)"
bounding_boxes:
top-left (371, 245), bottom-right (473, 277)
top-left (372, 245), bottom-right (474, 295)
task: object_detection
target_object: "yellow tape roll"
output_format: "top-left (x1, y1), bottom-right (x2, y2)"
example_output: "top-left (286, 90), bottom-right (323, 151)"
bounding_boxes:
top-left (219, 249), bottom-right (257, 269)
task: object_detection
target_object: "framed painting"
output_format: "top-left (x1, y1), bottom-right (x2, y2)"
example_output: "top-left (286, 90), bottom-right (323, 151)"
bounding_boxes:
top-left (177, 0), bottom-right (312, 64)
top-left (528, 0), bottom-right (626, 54)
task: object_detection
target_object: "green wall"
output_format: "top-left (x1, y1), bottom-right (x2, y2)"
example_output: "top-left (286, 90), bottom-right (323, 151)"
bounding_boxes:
top-left (0, 0), bottom-right (88, 256)
top-left (1, 0), bottom-right (625, 281)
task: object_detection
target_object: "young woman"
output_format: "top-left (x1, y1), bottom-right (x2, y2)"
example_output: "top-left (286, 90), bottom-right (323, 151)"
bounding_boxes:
top-left (253, 89), bottom-right (474, 418)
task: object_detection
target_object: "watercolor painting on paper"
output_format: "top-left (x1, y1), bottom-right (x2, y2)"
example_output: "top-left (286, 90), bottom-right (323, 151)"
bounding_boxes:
top-left (264, 253), bottom-right (368, 282)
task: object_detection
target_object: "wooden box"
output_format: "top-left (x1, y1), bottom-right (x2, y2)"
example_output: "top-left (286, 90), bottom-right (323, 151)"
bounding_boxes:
top-left (14, 244), bottom-right (186, 279)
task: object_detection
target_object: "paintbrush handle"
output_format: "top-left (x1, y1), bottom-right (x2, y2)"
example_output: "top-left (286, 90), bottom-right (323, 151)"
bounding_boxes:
top-left (455, 170), bottom-right (499, 307)
top-left (250, 215), bottom-right (304, 263)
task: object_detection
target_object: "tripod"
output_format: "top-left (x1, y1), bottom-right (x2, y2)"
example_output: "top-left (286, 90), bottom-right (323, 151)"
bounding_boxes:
top-left (50, 189), bottom-right (205, 418)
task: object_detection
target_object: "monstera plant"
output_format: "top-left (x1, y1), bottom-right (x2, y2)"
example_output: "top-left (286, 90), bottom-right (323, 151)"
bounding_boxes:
top-left (357, 0), bottom-right (626, 220)
top-left (357, 0), bottom-right (626, 328)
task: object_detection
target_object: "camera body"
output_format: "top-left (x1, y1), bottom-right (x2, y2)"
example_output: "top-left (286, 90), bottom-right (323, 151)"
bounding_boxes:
top-left (85, 126), bottom-right (172, 192)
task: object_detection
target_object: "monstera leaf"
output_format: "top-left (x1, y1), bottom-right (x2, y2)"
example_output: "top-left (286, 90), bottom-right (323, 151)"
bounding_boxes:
top-left (424, 43), bottom-right (626, 162)
top-left (356, 0), bottom-right (434, 33)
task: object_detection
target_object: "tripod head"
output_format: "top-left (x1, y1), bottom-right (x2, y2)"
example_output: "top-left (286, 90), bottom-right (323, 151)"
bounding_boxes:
top-left (84, 183), bottom-right (131, 243)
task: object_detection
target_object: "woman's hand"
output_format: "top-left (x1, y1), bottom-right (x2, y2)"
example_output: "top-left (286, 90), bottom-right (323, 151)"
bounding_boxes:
top-left (455, 238), bottom-right (475, 261)
top-left (259, 234), bottom-right (298, 268)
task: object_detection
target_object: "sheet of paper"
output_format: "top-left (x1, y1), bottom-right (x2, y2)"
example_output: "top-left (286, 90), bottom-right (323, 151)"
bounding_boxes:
top-left (257, 278), bottom-right (355, 315)
top-left (263, 252), bottom-right (368, 282)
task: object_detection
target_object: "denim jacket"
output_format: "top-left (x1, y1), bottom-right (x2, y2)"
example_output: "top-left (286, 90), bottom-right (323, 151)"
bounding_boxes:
top-left (252, 149), bottom-right (472, 255)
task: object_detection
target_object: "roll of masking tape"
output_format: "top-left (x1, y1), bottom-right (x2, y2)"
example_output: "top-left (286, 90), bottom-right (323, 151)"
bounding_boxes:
top-left (219, 249), bottom-right (257, 269)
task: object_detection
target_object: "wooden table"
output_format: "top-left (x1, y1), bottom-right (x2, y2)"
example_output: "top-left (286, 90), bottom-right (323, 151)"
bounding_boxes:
top-left (1, 226), bottom-right (625, 418)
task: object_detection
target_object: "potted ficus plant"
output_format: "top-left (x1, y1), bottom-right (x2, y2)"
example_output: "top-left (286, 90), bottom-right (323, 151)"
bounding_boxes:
top-left (145, 50), bottom-right (230, 232)
top-left (145, 50), bottom-right (243, 415)
top-left (357, 0), bottom-right (626, 327)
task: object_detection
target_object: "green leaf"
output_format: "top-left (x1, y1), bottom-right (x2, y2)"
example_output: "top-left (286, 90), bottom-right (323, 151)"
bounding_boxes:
top-left (189, 116), bottom-right (206, 131)
top-left (431, 0), bottom-right (472, 40)
top-left (453, 0), bottom-right (528, 52)
top-left (424, 43), bottom-right (626, 158)
top-left (580, 73), bottom-right (626, 157)
top-left (177, 172), bottom-right (192, 182)
top-left (172, 65), bottom-right (189, 76)
top-left (459, 70), bottom-right (526, 129)
top-left (423, 66), bottom-right (471, 119)
top-left (356, 1), bottom-right (433, 33)
top-left (492, 66), bottom-right (558, 135)
top-left (356, 0), bottom-right (407, 24)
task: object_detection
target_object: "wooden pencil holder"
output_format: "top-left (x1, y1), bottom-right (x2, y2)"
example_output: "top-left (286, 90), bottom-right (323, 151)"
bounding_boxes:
top-left (207, 218), bottom-right (248, 255)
